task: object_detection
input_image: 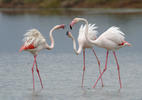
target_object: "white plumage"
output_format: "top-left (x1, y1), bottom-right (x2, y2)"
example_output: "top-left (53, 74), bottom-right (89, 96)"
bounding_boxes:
top-left (69, 17), bottom-right (131, 89)
top-left (78, 24), bottom-right (98, 48)
top-left (95, 26), bottom-right (126, 50)
top-left (101, 26), bottom-right (124, 43)
top-left (23, 29), bottom-right (46, 48)
top-left (19, 24), bottom-right (65, 89)
top-left (67, 18), bottom-right (104, 87)
top-left (79, 24), bottom-right (98, 40)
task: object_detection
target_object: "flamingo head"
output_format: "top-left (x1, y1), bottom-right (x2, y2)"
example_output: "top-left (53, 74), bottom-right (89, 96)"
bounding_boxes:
top-left (124, 41), bottom-right (132, 46)
top-left (66, 31), bottom-right (72, 38)
top-left (55, 24), bottom-right (65, 30)
top-left (19, 45), bottom-right (25, 52)
top-left (70, 18), bottom-right (80, 29)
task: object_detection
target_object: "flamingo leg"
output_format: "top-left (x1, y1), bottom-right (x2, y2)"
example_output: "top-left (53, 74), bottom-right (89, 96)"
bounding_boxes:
top-left (32, 56), bottom-right (35, 90)
top-left (81, 49), bottom-right (86, 88)
top-left (34, 56), bottom-right (44, 88)
top-left (92, 48), bottom-right (104, 87)
top-left (93, 50), bottom-right (109, 88)
top-left (113, 51), bottom-right (122, 88)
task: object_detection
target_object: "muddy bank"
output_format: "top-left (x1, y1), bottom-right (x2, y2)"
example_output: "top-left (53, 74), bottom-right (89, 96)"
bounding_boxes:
top-left (0, 0), bottom-right (142, 8)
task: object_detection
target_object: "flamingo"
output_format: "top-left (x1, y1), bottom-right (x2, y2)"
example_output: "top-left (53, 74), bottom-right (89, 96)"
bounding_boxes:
top-left (67, 22), bottom-right (104, 88)
top-left (19, 24), bottom-right (65, 90)
top-left (70, 17), bottom-right (131, 88)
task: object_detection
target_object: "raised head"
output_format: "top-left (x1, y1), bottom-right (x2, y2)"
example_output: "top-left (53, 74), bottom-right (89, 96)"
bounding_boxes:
top-left (124, 41), bottom-right (131, 46)
top-left (66, 31), bottom-right (73, 38)
top-left (70, 18), bottom-right (82, 29)
top-left (54, 24), bottom-right (65, 30)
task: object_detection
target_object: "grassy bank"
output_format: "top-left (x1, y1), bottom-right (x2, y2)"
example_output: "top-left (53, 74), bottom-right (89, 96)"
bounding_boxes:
top-left (0, 0), bottom-right (142, 8)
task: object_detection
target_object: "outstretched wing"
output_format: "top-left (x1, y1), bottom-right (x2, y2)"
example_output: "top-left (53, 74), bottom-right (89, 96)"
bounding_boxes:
top-left (101, 26), bottom-right (125, 44)
top-left (23, 29), bottom-right (46, 48)
top-left (79, 24), bottom-right (98, 40)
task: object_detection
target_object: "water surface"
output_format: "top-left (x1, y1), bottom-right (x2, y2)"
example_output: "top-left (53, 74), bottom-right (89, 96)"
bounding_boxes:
top-left (0, 9), bottom-right (142, 100)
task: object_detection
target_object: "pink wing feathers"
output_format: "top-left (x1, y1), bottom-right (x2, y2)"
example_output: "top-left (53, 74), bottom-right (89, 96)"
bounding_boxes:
top-left (19, 29), bottom-right (45, 52)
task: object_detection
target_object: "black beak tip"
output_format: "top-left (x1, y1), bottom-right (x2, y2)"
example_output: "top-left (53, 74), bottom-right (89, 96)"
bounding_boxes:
top-left (70, 25), bottom-right (72, 30)
top-left (66, 31), bottom-right (69, 36)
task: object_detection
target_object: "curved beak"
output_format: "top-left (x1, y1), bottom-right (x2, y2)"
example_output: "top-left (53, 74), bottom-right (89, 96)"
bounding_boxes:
top-left (70, 25), bottom-right (72, 30)
top-left (60, 24), bottom-right (65, 29)
top-left (126, 42), bottom-right (132, 46)
top-left (70, 20), bottom-right (76, 30)
top-left (19, 45), bottom-right (25, 52)
top-left (66, 31), bottom-right (69, 36)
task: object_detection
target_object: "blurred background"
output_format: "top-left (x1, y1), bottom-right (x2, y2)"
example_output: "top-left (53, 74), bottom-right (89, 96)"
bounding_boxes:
top-left (0, 0), bottom-right (142, 100)
top-left (0, 0), bottom-right (142, 8)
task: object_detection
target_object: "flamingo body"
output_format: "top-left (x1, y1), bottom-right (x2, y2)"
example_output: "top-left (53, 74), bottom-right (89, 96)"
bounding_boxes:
top-left (70, 17), bottom-right (131, 89)
top-left (88, 26), bottom-right (131, 88)
top-left (20, 29), bottom-right (47, 55)
top-left (94, 26), bottom-right (130, 50)
top-left (20, 24), bottom-right (65, 90)
top-left (67, 22), bottom-right (104, 87)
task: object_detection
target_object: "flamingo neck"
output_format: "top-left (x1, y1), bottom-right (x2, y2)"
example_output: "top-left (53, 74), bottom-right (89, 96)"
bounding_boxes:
top-left (80, 18), bottom-right (99, 46)
top-left (79, 18), bottom-right (96, 45)
top-left (46, 27), bottom-right (57, 50)
top-left (83, 19), bottom-right (89, 38)
top-left (71, 35), bottom-right (82, 55)
top-left (79, 18), bottom-right (89, 37)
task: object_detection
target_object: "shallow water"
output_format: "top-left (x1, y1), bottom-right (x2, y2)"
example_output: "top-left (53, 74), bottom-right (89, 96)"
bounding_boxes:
top-left (0, 9), bottom-right (142, 100)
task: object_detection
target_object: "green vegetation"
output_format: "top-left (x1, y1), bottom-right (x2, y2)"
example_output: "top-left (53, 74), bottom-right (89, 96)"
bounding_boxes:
top-left (1, 0), bottom-right (12, 3)
top-left (40, 0), bottom-right (61, 8)
top-left (0, 0), bottom-right (142, 8)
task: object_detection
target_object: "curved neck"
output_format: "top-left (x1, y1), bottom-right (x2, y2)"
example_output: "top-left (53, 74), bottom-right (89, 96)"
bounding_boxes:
top-left (71, 35), bottom-right (82, 55)
top-left (79, 18), bottom-right (88, 37)
top-left (79, 18), bottom-right (95, 44)
top-left (46, 27), bottom-right (56, 50)
top-left (80, 18), bottom-right (98, 45)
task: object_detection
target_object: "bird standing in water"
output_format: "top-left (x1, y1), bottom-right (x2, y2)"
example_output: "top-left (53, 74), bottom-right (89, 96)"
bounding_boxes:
top-left (70, 18), bottom-right (131, 89)
top-left (19, 24), bottom-right (65, 90)
top-left (67, 21), bottom-right (104, 88)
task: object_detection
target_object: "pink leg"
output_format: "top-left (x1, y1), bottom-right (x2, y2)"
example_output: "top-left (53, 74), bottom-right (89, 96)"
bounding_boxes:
top-left (93, 50), bottom-right (109, 88)
top-left (92, 48), bottom-right (104, 87)
top-left (34, 56), bottom-right (43, 88)
top-left (113, 51), bottom-right (122, 88)
top-left (32, 57), bottom-right (35, 90)
top-left (81, 49), bottom-right (85, 88)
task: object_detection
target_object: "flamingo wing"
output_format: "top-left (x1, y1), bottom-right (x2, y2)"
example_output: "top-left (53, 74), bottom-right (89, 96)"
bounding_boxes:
top-left (101, 26), bottom-right (125, 45)
top-left (88, 24), bottom-right (98, 40)
top-left (20, 29), bottom-right (46, 51)
top-left (79, 24), bottom-right (98, 40)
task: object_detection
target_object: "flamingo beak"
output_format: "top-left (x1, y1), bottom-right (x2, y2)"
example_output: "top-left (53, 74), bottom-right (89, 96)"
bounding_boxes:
top-left (126, 42), bottom-right (132, 46)
top-left (60, 24), bottom-right (65, 29)
top-left (19, 45), bottom-right (25, 52)
top-left (66, 31), bottom-right (72, 38)
top-left (70, 25), bottom-right (72, 30)
top-left (66, 31), bottom-right (69, 36)
top-left (56, 24), bottom-right (65, 29)
top-left (124, 41), bottom-right (132, 46)
top-left (70, 20), bottom-right (76, 30)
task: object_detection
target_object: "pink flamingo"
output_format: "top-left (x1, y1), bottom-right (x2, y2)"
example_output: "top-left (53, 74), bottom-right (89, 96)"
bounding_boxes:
top-left (67, 22), bottom-right (104, 88)
top-left (19, 24), bottom-right (65, 90)
top-left (70, 18), bottom-right (131, 89)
